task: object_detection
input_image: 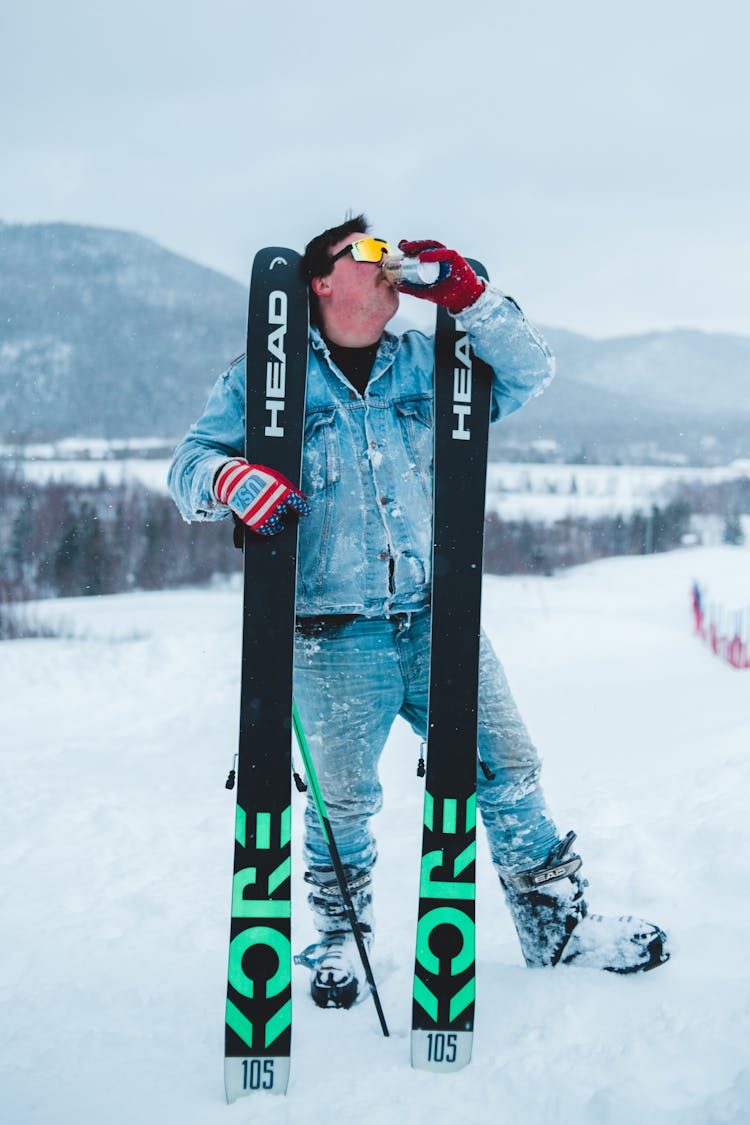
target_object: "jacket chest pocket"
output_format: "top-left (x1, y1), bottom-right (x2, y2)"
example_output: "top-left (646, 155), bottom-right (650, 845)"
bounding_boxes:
top-left (395, 397), bottom-right (433, 481)
top-left (303, 409), bottom-right (341, 493)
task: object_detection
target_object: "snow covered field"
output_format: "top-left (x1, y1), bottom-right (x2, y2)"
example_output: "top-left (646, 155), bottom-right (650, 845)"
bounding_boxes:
top-left (484, 460), bottom-right (750, 522)
top-left (7, 442), bottom-right (750, 524)
top-left (2, 546), bottom-right (749, 1124)
top-left (3, 440), bottom-right (175, 495)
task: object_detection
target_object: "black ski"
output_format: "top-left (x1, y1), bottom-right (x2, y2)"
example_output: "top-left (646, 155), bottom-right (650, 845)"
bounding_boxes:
top-left (224, 248), bottom-right (308, 1101)
top-left (411, 262), bottom-right (492, 1072)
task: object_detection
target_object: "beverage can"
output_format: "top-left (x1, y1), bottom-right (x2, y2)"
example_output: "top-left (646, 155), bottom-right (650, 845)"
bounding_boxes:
top-left (399, 258), bottom-right (441, 286)
top-left (381, 254), bottom-right (442, 288)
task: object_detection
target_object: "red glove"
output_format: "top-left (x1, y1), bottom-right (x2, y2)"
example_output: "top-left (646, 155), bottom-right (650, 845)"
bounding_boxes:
top-left (397, 239), bottom-right (485, 314)
top-left (214, 459), bottom-right (309, 536)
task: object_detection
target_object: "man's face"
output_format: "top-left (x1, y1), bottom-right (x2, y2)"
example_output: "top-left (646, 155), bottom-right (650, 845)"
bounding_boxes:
top-left (317, 232), bottom-right (400, 329)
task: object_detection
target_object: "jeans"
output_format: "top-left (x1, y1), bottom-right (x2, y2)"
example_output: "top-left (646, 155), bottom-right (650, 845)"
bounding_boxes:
top-left (293, 608), bottom-right (560, 897)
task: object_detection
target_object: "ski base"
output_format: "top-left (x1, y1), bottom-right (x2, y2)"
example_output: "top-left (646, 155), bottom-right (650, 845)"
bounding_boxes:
top-left (411, 1029), bottom-right (473, 1072)
top-left (224, 1056), bottom-right (290, 1101)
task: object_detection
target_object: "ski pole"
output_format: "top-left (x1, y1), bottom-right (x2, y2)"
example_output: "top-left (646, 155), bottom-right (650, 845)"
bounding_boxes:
top-left (291, 700), bottom-right (390, 1037)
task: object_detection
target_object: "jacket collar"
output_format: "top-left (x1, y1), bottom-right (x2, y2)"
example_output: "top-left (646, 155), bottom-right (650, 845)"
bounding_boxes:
top-left (309, 325), bottom-right (400, 390)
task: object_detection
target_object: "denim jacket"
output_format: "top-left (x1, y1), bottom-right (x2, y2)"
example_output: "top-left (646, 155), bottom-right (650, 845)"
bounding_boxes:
top-left (168, 286), bottom-right (554, 616)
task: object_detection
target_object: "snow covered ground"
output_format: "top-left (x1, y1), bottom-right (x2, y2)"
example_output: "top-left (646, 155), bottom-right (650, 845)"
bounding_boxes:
top-left (2, 545), bottom-right (749, 1125)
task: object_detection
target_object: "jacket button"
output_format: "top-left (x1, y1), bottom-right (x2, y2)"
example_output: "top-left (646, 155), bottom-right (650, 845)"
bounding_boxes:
top-left (380, 496), bottom-right (388, 505)
top-left (378, 551), bottom-right (388, 560)
top-left (370, 440), bottom-right (377, 449)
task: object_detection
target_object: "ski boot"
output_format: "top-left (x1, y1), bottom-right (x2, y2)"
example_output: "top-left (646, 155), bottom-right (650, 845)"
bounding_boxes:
top-left (499, 832), bottom-right (669, 974)
top-left (295, 868), bottom-right (373, 1009)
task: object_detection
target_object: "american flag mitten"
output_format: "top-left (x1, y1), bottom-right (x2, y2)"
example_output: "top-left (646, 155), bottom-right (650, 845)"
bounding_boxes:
top-left (214, 459), bottom-right (310, 536)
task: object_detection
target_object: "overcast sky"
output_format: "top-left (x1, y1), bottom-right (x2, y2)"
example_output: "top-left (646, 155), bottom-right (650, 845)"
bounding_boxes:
top-left (2, 0), bottom-right (748, 338)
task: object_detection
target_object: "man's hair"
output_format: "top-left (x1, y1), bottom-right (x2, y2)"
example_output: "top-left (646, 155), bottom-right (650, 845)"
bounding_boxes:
top-left (300, 213), bottom-right (370, 285)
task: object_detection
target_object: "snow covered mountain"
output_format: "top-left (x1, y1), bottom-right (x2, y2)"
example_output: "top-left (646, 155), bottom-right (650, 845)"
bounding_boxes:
top-left (0, 221), bottom-right (246, 442)
top-left (494, 325), bottom-right (750, 463)
top-left (2, 221), bottom-right (748, 461)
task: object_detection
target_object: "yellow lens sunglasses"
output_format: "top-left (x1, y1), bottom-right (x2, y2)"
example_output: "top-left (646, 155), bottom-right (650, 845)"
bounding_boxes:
top-left (329, 237), bottom-right (392, 266)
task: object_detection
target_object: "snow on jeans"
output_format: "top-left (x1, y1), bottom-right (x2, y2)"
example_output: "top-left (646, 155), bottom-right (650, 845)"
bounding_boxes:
top-left (293, 607), bottom-right (560, 906)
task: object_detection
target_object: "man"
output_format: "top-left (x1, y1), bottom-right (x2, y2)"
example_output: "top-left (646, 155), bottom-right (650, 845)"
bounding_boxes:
top-left (168, 215), bottom-right (668, 1009)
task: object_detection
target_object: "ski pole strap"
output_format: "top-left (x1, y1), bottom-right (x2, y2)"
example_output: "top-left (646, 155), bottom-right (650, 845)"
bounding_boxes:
top-left (503, 830), bottom-right (583, 894)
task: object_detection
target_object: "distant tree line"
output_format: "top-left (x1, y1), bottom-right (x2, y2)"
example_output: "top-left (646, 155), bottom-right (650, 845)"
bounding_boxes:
top-left (0, 465), bottom-right (240, 636)
top-left (670, 476), bottom-right (750, 535)
top-left (484, 501), bottom-right (693, 575)
top-left (483, 477), bottom-right (746, 580)
top-left (0, 465), bottom-right (747, 637)
top-left (484, 477), bottom-right (748, 576)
